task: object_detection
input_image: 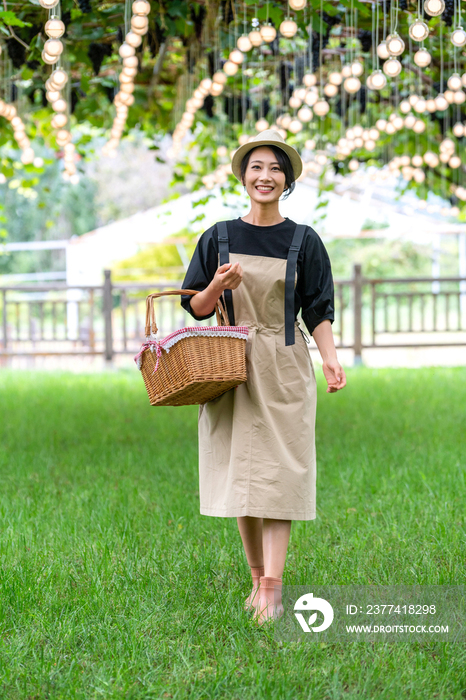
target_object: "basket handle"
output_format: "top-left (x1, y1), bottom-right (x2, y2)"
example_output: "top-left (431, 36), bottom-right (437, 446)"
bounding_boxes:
top-left (145, 289), bottom-right (231, 336)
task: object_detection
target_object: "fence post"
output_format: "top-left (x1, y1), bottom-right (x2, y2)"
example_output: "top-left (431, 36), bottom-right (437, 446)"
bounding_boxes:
top-left (103, 269), bottom-right (113, 361)
top-left (353, 263), bottom-right (363, 366)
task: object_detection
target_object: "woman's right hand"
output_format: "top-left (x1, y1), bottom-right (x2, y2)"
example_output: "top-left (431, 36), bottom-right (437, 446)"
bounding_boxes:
top-left (212, 262), bottom-right (243, 292)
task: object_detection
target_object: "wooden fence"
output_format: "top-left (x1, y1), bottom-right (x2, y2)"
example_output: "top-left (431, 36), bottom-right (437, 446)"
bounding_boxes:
top-left (1, 265), bottom-right (466, 363)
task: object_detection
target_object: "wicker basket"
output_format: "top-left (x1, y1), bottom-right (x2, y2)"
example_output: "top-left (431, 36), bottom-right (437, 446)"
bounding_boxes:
top-left (134, 289), bottom-right (248, 407)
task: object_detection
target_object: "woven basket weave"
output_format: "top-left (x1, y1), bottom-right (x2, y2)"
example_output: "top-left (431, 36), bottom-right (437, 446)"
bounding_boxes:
top-left (135, 289), bottom-right (248, 407)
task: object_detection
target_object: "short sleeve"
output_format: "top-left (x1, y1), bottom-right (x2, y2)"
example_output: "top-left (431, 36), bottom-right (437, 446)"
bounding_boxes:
top-left (298, 227), bottom-right (335, 335)
top-left (180, 224), bottom-right (218, 320)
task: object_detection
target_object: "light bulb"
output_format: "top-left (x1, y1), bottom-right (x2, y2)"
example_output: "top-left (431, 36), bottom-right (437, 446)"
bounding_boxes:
top-left (260, 25), bottom-right (277, 42)
top-left (279, 20), bottom-right (298, 38)
top-left (377, 40), bottom-right (390, 59)
top-left (280, 114), bottom-right (292, 129)
top-left (404, 114), bottom-right (416, 128)
top-left (303, 73), bottom-right (316, 87)
top-left (123, 55), bottom-right (138, 68)
top-left (328, 71), bottom-right (342, 86)
top-left (449, 155), bottom-right (461, 168)
top-left (52, 98), bottom-right (67, 112)
top-left (132, 0), bottom-right (151, 14)
top-left (212, 71), bottom-right (227, 84)
top-left (349, 159), bottom-right (359, 172)
top-left (255, 118), bottom-right (269, 132)
top-left (400, 100), bottom-right (411, 113)
top-left (413, 169), bottom-right (425, 183)
top-left (56, 129), bottom-right (72, 144)
top-left (313, 99), bottom-right (330, 116)
top-left (341, 65), bottom-right (352, 78)
top-left (414, 98), bottom-right (426, 113)
top-left (453, 122), bottom-right (464, 137)
top-left (229, 49), bottom-right (244, 65)
top-left (343, 76), bottom-right (361, 94)
top-left (386, 32), bottom-right (405, 56)
top-left (426, 98), bottom-right (437, 112)
top-left (324, 83), bottom-right (338, 97)
top-left (46, 89), bottom-right (61, 102)
top-left (440, 138), bottom-right (455, 152)
top-left (223, 61), bottom-right (238, 76)
top-left (351, 61), bottom-right (364, 77)
top-left (45, 18), bottom-right (65, 38)
top-left (385, 123), bottom-right (396, 134)
top-left (200, 78), bottom-right (212, 92)
top-left (288, 118), bottom-right (303, 134)
top-left (409, 19), bottom-right (429, 42)
top-left (297, 106), bottom-right (313, 122)
top-left (131, 15), bottom-right (148, 31)
top-left (289, 0), bottom-right (307, 9)
top-left (369, 69), bottom-right (387, 90)
top-left (369, 128), bottom-right (380, 140)
top-left (126, 31), bottom-right (143, 47)
top-left (119, 43), bottom-right (136, 58)
top-left (289, 96), bottom-right (302, 109)
top-left (424, 0), bottom-right (445, 16)
top-left (38, 0), bottom-right (59, 7)
top-left (237, 35), bottom-right (252, 52)
top-left (41, 50), bottom-right (58, 65)
top-left (413, 119), bottom-right (426, 133)
top-left (365, 139), bottom-right (376, 151)
top-left (451, 27), bottom-right (466, 47)
top-left (435, 94), bottom-right (449, 110)
top-left (376, 119), bottom-right (387, 130)
top-left (383, 57), bottom-right (402, 77)
top-left (454, 90), bottom-right (466, 104)
top-left (393, 116), bottom-right (404, 129)
top-left (248, 30), bottom-right (263, 47)
top-left (448, 73), bottom-right (462, 91)
top-left (414, 48), bottom-right (432, 67)
top-left (412, 155), bottom-right (423, 167)
top-left (304, 90), bottom-right (318, 106)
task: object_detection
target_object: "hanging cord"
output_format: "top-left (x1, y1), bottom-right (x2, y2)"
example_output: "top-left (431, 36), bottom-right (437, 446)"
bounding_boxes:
top-left (440, 21), bottom-right (444, 93)
top-left (319, 0), bottom-right (323, 97)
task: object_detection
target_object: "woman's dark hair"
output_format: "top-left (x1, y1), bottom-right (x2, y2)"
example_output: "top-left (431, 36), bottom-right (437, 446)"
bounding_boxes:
top-left (240, 145), bottom-right (296, 200)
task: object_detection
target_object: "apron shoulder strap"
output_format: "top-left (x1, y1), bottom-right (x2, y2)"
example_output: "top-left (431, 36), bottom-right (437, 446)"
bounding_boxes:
top-left (216, 220), bottom-right (235, 326)
top-left (285, 224), bottom-right (306, 346)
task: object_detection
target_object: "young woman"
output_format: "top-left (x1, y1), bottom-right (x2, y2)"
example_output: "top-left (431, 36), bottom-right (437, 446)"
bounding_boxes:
top-left (181, 130), bottom-right (346, 625)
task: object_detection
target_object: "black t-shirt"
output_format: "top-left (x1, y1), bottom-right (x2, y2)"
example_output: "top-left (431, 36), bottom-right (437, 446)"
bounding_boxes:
top-left (180, 216), bottom-right (335, 335)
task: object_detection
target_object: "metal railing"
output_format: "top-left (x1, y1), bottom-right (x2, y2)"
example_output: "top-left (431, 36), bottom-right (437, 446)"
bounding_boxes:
top-left (1, 265), bottom-right (465, 363)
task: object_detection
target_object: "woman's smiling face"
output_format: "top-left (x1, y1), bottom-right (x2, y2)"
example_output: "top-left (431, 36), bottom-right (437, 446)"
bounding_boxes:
top-left (242, 146), bottom-right (287, 203)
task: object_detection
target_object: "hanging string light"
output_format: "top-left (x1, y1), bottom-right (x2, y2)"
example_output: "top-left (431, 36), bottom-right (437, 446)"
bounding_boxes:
top-left (103, 0), bottom-right (151, 156)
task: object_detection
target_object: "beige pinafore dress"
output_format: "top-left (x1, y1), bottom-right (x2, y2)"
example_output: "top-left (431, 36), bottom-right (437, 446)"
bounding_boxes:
top-left (197, 243), bottom-right (318, 521)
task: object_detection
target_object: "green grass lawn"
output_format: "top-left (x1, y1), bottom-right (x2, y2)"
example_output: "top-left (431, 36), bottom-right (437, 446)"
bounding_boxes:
top-left (0, 367), bottom-right (465, 699)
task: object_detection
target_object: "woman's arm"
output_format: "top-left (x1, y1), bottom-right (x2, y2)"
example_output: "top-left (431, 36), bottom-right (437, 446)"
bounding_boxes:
top-left (311, 320), bottom-right (346, 393)
top-left (190, 262), bottom-right (243, 318)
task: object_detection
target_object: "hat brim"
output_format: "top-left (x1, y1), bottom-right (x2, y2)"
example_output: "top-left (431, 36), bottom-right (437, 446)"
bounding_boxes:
top-left (231, 139), bottom-right (303, 183)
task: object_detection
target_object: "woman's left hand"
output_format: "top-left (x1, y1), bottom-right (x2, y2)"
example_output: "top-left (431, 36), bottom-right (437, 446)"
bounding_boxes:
top-left (322, 360), bottom-right (346, 393)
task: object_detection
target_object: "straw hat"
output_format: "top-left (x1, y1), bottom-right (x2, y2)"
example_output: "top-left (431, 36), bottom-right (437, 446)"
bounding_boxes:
top-left (231, 129), bottom-right (303, 183)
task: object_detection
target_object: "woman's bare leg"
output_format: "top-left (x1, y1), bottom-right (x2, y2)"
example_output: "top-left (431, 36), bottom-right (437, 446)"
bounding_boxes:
top-left (237, 516), bottom-right (264, 610)
top-left (262, 518), bottom-right (291, 578)
top-left (236, 516), bottom-right (264, 567)
top-left (254, 518), bottom-right (292, 623)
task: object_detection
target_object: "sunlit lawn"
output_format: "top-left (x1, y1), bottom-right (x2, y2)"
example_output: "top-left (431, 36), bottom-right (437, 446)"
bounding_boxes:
top-left (0, 367), bottom-right (465, 699)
